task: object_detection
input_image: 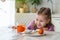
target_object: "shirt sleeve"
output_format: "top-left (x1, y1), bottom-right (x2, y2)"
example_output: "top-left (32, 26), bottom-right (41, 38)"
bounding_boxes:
top-left (27, 20), bottom-right (35, 30)
top-left (48, 25), bottom-right (54, 31)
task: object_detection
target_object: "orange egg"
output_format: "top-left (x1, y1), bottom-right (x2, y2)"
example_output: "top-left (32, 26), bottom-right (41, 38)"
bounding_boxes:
top-left (17, 24), bottom-right (26, 33)
top-left (38, 27), bottom-right (44, 34)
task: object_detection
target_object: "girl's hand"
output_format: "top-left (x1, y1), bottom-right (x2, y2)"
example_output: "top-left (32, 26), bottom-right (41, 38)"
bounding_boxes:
top-left (33, 24), bottom-right (37, 30)
top-left (43, 28), bottom-right (48, 31)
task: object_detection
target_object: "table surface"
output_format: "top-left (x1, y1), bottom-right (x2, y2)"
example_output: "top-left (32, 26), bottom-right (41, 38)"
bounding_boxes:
top-left (0, 27), bottom-right (60, 40)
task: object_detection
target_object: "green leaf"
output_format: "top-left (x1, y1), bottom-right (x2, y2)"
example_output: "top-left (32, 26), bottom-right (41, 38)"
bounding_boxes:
top-left (30, 0), bottom-right (42, 6)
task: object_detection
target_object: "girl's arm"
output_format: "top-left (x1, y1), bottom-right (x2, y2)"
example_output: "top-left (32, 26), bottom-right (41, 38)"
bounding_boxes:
top-left (49, 25), bottom-right (54, 31)
top-left (43, 24), bottom-right (54, 31)
top-left (27, 20), bottom-right (36, 30)
top-left (43, 28), bottom-right (48, 31)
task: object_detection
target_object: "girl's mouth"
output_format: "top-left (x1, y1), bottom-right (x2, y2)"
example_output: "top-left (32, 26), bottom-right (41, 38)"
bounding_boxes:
top-left (37, 25), bottom-right (41, 28)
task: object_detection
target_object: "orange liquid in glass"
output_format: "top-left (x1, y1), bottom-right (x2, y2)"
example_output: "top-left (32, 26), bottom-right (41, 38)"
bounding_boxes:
top-left (38, 27), bottom-right (44, 34)
top-left (17, 24), bottom-right (26, 33)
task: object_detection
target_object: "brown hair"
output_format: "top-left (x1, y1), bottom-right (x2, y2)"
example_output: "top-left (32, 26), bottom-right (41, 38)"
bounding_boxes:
top-left (37, 7), bottom-right (52, 27)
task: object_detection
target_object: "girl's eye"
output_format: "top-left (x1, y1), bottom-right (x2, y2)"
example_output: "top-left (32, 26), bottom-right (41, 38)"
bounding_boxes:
top-left (36, 19), bottom-right (38, 21)
top-left (40, 20), bottom-right (43, 22)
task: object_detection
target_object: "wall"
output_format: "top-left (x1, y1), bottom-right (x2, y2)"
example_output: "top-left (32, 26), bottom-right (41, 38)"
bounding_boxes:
top-left (0, 0), bottom-right (15, 28)
top-left (55, 0), bottom-right (60, 13)
top-left (15, 13), bottom-right (36, 26)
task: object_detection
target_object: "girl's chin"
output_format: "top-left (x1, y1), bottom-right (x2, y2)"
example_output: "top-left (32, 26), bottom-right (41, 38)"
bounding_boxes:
top-left (37, 26), bottom-right (43, 28)
top-left (37, 26), bottom-right (41, 28)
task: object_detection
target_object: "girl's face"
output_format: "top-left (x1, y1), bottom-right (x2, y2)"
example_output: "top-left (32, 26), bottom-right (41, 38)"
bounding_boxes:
top-left (35, 14), bottom-right (50, 28)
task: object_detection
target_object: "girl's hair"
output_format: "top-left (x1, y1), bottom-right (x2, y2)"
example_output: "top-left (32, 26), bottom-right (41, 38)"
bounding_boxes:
top-left (37, 7), bottom-right (52, 27)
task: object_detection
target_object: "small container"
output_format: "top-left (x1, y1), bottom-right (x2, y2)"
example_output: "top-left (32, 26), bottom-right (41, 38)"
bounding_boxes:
top-left (38, 27), bottom-right (44, 34)
top-left (19, 8), bottom-right (24, 13)
top-left (17, 24), bottom-right (26, 33)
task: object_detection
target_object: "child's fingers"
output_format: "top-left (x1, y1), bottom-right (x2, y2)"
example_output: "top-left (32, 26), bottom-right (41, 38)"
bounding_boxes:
top-left (43, 28), bottom-right (48, 31)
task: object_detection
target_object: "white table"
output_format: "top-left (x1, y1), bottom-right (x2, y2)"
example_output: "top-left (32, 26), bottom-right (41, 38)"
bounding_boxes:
top-left (0, 27), bottom-right (60, 40)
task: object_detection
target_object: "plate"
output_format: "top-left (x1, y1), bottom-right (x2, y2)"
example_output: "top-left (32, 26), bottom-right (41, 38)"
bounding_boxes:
top-left (29, 33), bottom-right (46, 37)
top-left (23, 30), bottom-right (46, 37)
top-left (24, 30), bottom-right (32, 34)
top-left (24, 30), bottom-right (37, 34)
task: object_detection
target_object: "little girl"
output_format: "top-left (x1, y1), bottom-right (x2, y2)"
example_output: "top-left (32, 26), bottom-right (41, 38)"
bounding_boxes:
top-left (27, 7), bottom-right (54, 31)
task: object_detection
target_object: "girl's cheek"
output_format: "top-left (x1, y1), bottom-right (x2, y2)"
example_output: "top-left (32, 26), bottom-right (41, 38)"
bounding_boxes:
top-left (41, 22), bottom-right (46, 26)
top-left (35, 20), bottom-right (38, 25)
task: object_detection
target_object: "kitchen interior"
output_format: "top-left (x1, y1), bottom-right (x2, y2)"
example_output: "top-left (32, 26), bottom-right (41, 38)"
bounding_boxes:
top-left (15, 0), bottom-right (60, 32)
top-left (0, 0), bottom-right (60, 40)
